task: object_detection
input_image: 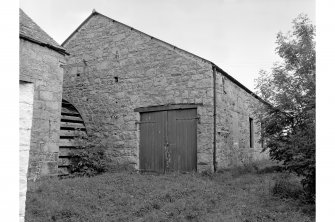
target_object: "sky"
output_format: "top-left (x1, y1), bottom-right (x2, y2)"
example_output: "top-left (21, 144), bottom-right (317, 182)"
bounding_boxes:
top-left (19, 0), bottom-right (315, 91)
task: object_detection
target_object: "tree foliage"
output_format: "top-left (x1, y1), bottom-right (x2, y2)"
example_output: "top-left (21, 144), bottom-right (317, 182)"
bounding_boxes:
top-left (255, 14), bottom-right (315, 201)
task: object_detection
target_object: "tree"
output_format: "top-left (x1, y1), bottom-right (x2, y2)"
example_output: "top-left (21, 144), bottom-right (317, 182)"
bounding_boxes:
top-left (255, 14), bottom-right (315, 201)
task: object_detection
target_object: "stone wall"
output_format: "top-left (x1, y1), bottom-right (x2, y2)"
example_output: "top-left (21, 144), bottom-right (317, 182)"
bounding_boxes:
top-left (20, 39), bottom-right (65, 184)
top-left (215, 71), bottom-right (268, 169)
top-left (62, 12), bottom-right (268, 172)
top-left (19, 81), bottom-right (34, 222)
top-left (62, 14), bottom-right (215, 171)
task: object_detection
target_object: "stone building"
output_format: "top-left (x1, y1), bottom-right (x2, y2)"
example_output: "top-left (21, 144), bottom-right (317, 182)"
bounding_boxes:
top-left (60, 10), bottom-right (268, 174)
top-left (19, 8), bottom-right (67, 221)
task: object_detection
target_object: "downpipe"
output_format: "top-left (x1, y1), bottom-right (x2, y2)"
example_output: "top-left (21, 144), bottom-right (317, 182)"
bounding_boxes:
top-left (212, 66), bottom-right (217, 172)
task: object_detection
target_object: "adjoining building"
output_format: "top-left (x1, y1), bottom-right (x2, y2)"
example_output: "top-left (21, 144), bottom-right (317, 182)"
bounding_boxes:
top-left (19, 8), bottom-right (67, 221)
top-left (60, 10), bottom-right (268, 174)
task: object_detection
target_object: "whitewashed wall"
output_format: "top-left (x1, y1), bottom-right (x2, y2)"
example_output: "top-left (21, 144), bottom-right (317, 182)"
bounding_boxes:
top-left (19, 81), bottom-right (34, 222)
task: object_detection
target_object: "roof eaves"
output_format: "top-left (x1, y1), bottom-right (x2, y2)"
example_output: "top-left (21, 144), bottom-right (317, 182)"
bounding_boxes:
top-left (212, 63), bottom-right (272, 107)
top-left (20, 9), bottom-right (66, 53)
top-left (20, 34), bottom-right (69, 56)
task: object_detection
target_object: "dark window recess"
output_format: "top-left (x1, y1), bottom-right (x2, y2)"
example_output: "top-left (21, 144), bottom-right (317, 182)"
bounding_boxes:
top-left (249, 117), bottom-right (254, 148)
top-left (114, 77), bottom-right (119, 83)
top-left (222, 76), bottom-right (226, 94)
top-left (77, 73), bottom-right (80, 77)
top-left (260, 122), bottom-right (264, 148)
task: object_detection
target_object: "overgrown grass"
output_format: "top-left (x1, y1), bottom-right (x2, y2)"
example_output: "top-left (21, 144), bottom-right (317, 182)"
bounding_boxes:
top-left (26, 161), bottom-right (314, 222)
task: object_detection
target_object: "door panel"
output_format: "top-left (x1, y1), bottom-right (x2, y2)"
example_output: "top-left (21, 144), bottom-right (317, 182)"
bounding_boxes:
top-left (139, 109), bottom-right (197, 173)
top-left (139, 111), bottom-right (167, 173)
top-left (167, 109), bottom-right (197, 172)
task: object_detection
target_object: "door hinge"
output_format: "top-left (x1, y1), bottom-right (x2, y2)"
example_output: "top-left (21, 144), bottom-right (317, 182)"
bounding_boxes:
top-left (135, 121), bottom-right (156, 124)
top-left (176, 115), bottom-right (200, 123)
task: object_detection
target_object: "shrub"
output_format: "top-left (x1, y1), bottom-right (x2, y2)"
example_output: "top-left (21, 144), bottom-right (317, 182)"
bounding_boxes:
top-left (257, 165), bottom-right (283, 174)
top-left (68, 134), bottom-right (111, 177)
top-left (272, 174), bottom-right (304, 200)
top-left (229, 163), bottom-right (258, 177)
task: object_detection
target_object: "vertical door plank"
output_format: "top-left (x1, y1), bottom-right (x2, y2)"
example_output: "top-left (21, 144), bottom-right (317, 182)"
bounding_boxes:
top-left (139, 111), bottom-right (166, 173)
top-left (167, 109), bottom-right (197, 172)
top-left (139, 108), bottom-right (197, 173)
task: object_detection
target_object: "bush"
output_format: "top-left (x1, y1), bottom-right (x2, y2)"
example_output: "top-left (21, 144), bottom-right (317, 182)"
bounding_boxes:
top-left (272, 174), bottom-right (304, 200)
top-left (229, 163), bottom-right (259, 177)
top-left (257, 165), bottom-right (283, 174)
top-left (68, 134), bottom-right (111, 177)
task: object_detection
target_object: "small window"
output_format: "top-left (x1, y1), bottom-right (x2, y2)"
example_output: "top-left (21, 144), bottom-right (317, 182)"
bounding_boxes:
top-left (114, 77), bottom-right (119, 83)
top-left (260, 122), bottom-right (264, 148)
top-left (222, 76), bottom-right (226, 94)
top-left (249, 117), bottom-right (254, 148)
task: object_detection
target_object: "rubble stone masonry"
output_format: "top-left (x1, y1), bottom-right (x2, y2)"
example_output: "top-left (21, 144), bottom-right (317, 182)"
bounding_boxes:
top-left (20, 39), bottom-right (65, 184)
top-left (62, 13), bottom-right (267, 172)
top-left (215, 72), bottom-right (268, 169)
top-left (63, 14), bottom-right (215, 171)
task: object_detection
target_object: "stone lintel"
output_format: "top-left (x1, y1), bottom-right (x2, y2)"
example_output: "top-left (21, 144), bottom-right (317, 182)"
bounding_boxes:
top-left (134, 103), bottom-right (203, 113)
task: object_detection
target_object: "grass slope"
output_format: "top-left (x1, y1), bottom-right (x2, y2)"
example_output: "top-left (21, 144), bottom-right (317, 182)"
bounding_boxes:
top-left (26, 169), bottom-right (314, 222)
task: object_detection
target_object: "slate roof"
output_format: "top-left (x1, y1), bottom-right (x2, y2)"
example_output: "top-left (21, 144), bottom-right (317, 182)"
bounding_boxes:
top-left (20, 9), bottom-right (68, 55)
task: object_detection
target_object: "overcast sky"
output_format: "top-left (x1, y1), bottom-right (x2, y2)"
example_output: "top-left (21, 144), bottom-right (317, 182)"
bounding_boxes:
top-left (19, 0), bottom-right (315, 91)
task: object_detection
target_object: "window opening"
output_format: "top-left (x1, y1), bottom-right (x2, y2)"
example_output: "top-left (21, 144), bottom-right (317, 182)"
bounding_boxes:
top-left (222, 76), bottom-right (226, 94)
top-left (260, 121), bottom-right (264, 148)
top-left (249, 117), bottom-right (254, 148)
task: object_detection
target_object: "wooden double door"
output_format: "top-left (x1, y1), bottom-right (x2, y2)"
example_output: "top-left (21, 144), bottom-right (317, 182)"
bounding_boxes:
top-left (139, 109), bottom-right (197, 173)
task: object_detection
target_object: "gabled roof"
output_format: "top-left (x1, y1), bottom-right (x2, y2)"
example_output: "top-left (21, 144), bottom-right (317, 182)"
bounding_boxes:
top-left (19, 9), bottom-right (68, 55)
top-left (62, 10), bottom-right (268, 105)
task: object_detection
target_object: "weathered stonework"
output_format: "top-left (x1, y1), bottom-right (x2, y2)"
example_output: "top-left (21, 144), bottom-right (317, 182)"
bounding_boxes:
top-left (62, 11), bottom-right (267, 172)
top-left (20, 38), bottom-right (65, 182)
top-left (19, 9), bottom-right (68, 221)
top-left (215, 73), bottom-right (268, 169)
top-left (63, 13), bottom-right (214, 171)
